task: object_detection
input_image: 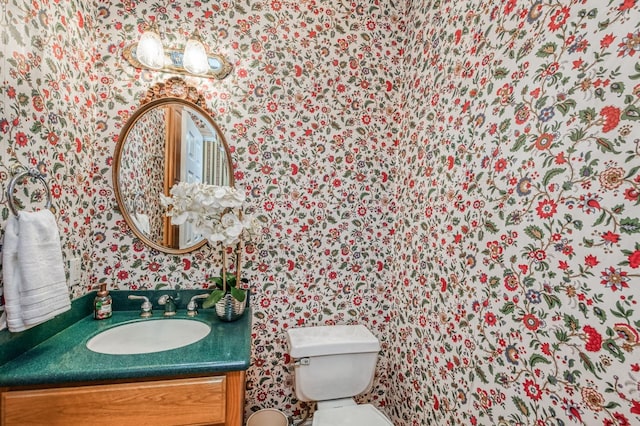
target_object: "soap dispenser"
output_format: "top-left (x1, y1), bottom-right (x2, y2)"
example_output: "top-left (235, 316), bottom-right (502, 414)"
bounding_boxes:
top-left (94, 284), bottom-right (113, 320)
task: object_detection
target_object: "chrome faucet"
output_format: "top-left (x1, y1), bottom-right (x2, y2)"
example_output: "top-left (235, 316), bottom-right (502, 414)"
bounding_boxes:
top-left (158, 294), bottom-right (177, 317)
top-left (186, 294), bottom-right (209, 317)
top-left (128, 295), bottom-right (152, 318)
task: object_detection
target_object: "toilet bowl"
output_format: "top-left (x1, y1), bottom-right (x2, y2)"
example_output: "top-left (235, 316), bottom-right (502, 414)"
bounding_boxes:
top-left (286, 324), bottom-right (392, 426)
top-left (313, 398), bottom-right (391, 426)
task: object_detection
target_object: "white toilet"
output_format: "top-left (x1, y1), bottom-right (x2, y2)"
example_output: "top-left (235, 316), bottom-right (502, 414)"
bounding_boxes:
top-left (286, 324), bottom-right (393, 426)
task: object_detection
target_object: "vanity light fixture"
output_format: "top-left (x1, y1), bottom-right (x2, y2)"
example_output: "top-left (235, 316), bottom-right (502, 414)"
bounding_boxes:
top-left (183, 30), bottom-right (209, 76)
top-left (124, 25), bottom-right (232, 79)
top-left (135, 22), bottom-right (164, 70)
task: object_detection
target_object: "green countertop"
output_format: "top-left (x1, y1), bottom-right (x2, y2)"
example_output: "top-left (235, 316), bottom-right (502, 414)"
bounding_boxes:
top-left (0, 292), bottom-right (252, 387)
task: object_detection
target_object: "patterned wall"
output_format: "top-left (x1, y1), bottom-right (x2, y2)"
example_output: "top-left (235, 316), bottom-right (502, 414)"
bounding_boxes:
top-left (91, 0), bottom-right (402, 420)
top-left (117, 105), bottom-right (166, 241)
top-left (391, 1), bottom-right (640, 425)
top-left (1, 0), bottom-right (639, 425)
top-left (0, 0), bottom-right (95, 300)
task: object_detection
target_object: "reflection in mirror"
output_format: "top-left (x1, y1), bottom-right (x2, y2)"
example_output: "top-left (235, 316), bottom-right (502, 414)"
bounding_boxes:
top-left (113, 78), bottom-right (233, 254)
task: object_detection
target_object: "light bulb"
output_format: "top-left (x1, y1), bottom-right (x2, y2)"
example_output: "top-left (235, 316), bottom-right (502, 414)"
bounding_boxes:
top-left (136, 24), bottom-right (164, 70)
top-left (183, 31), bottom-right (209, 75)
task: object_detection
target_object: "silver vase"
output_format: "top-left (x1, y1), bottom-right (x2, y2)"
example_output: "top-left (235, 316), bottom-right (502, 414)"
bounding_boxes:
top-left (215, 292), bottom-right (246, 322)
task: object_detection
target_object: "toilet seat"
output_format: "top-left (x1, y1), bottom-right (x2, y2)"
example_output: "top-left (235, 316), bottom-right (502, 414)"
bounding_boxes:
top-left (312, 404), bottom-right (392, 426)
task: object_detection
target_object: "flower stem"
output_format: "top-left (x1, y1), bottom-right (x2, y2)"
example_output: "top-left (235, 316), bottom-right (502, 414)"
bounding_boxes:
top-left (236, 240), bottom-right (243, 285)
top-left (221, 246), bottom-right (227, 294)
top-left (235, 210), bottom-right (243, 286)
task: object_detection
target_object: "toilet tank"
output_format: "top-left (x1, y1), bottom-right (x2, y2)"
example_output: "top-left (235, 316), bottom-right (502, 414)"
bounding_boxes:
top-left (286, 325), bottom-right (380, 402)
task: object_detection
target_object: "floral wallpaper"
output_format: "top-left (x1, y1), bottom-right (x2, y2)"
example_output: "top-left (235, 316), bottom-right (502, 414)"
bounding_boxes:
top-left (391, 0), bottom-right (640, 425)
top-left (117, 105), bottom-right (165, 242)
top-left (0, 0), bottom-right (96, 301)
top-left (1, 0), bottom-right (640, 425)
top-left (91, 0), bottom-right (401, 420)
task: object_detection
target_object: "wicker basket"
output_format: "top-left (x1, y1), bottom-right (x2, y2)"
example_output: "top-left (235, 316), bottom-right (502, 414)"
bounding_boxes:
top-left (215, 292), bottom-right (247, 322)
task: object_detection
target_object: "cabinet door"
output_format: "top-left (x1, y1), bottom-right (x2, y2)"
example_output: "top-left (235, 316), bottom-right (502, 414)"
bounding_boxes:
top-left (1, 376), bottom-right (225, 426)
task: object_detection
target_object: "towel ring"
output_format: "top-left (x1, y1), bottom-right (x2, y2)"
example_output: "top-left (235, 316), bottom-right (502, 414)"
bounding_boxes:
top-left (133, 191), bottom-right (145, 214)
top-left (6, 168), bottom-right (53, 216)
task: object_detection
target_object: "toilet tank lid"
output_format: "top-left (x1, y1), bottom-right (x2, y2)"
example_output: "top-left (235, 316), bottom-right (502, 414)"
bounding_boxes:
top-left (286, 324), bottom-right (380, 358)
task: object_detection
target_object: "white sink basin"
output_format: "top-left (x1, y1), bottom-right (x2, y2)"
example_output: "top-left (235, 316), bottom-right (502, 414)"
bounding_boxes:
top-left (86, 319), bottom-right (211, 355)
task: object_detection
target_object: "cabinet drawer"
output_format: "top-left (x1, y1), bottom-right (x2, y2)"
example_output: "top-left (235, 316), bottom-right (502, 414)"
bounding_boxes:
top-left (1, 376), bottom-right (226, 426)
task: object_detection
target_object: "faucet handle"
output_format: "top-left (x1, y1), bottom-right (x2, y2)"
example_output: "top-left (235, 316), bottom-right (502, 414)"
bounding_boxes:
top-left (158, 294), bottom-right (177, 316)
top-left (187, 294), bottom-right (209, 317)
top-left (128, 295), bottom-right (152, 318)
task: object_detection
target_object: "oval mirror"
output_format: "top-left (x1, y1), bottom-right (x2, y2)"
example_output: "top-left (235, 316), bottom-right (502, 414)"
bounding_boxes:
top-left (113, 78), bottom-right (233, 254)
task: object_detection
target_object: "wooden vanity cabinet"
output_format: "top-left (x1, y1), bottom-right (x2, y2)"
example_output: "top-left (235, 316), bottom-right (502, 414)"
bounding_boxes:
top-left (0, 370), bottom-right (245, 426)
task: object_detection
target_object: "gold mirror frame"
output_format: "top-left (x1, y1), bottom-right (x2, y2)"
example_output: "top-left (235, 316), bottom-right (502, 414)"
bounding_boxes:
top-left (113, 77), bottom-right (234, 254)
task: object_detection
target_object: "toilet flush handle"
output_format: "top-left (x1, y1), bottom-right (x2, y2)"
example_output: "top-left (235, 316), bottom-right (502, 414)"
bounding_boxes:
top-left (294, 357), bottom-right (310, 366)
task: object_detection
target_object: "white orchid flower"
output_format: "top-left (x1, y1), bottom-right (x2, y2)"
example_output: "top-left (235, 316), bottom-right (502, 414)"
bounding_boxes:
top-left (160, 182), bottom-right (258, 248)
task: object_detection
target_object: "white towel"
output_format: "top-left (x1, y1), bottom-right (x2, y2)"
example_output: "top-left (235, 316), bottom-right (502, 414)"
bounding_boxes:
top-left (132, 213), bottom-right (151, 235)
top-left (1, 210), bottom-right (70, 332)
